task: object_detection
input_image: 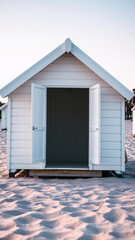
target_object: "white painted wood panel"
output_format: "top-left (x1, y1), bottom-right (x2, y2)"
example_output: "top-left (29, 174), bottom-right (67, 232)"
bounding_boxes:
top-left (101, 134), bottom-right (121, 142)
top-left (93, 165), bottom-right (121, 170)
top-left (101, 110), bottom-right (121, 118)
top-left (101, 150), bottom-right (121, 158)
top-left (11, 140), bottom-right (31, 149)
top-left (12, 116), bottom-right (31, 124)
top-left (10, 53), bottom-right (123, 170)
top-left (11, 132), bottom-right (31, 140)
top-left (11, 157), bottom-right (30, 164)
top-left (101, 117), bottom-right (121, 126)
top-left (11, 93), bottom-right (31, 101)
top-left (32, 71), bottom-right (101, 80)
top-left (101, 141), bottom-right (121, 150)
top-left (101, 158), bottom-right (121, 165)
top-left (101, 94), bottom-right (123, 102)
top-left (101, 126), bottom-right (121, 134)
top-left (12, 86), bottom-right (31, 94)
top-left (101, 102), bottom-right (121, 110)
top-left (11, 125), bottom-right (31, 132)
top-left (44, 63), bottom-right (91, 72)
top-left (12, 100), bottom-right (31, 108)
top-left (11, 148), bottom-right (30, 156)
top-left (11, 163), bottom-right (44, 169)
top-left (12, 108), bottom-right (31, 116)
top-left (101, 87), bottom-right (119, 95)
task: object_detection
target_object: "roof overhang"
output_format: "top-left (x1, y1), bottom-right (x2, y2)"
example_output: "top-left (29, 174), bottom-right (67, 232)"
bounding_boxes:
top-left (0, 38), bottom-right (133, 100)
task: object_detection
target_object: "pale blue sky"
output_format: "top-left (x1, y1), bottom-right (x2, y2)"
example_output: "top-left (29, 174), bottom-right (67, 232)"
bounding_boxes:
top-left (0, 0), bottom-right (135, 101)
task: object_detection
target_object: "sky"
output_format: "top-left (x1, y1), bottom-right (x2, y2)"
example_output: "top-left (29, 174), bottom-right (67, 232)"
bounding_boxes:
top-left (0, 0), bottom-right (135, 102)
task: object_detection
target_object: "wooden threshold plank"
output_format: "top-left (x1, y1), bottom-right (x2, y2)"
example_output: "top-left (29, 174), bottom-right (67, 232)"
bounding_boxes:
top-left (29, 170), bottom-right (102, 177)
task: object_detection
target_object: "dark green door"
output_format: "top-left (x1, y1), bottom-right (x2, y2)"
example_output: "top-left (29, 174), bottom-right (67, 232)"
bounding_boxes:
top-left (46, 88), bottom-right (89, 168)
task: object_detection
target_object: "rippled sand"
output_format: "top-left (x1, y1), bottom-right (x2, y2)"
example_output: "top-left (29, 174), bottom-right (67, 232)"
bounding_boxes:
top-left (0, 178), bottom-right (135, 240)
top-left (0, 120), bottom-right (135, 239)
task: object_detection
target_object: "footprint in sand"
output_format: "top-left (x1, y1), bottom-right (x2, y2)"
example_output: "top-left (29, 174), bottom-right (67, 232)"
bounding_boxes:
top-left (34, 230), bottom-right (70, 240)
top-left (40, 215), bottom-right (74, 229)
top-left (15, 215), bottom-right (40, 225)
top-left (70, 211), bottom-right (90, 218)
top-left (62, 206), bottom-right (78, 212)
top-left (65, 220), bottom-right (86, 230)
top-left (110, 230), bottom-right (135, 239)
top-left (14, 228), bottom-right (39, 236)
top-left (81, 214), bottom-right (104, 224)
top-left (3, 210), bottom-right (25, 216)
top-left (104, 209), bottom-right (126, 222)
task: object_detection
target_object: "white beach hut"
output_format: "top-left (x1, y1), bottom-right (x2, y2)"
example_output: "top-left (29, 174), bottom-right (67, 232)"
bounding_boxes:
top-left (132, 107), bottom-right (135, 137)
top-left (0, 38), bottom-right (133, 176)
top-left (0, 103), bottom-right (8, 130)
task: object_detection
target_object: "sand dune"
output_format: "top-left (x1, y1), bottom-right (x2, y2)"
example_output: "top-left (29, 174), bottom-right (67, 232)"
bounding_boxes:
top-left (0, 120), bottom-right (135, 239)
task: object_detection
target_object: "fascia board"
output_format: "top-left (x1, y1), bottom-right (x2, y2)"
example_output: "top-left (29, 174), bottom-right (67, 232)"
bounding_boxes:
top-left (71, 44), bottom-right (133, 100)
top-left (0, 42), bottom-right (66, 98)
top-left (0, 103), bottom-right (8, 111)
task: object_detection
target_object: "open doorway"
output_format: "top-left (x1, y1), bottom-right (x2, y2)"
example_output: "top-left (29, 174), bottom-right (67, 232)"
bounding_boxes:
top-left (46, 88), bottom-right (89, 168)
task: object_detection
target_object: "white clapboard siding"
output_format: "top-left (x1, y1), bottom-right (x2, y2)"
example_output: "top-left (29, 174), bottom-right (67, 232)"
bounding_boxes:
top-left (12, 100), bottom-right (31, 108)
top-left (11, 132), bottom-right (31, 141)
top-left (11, 163), bottom-right (44, 169)
top-left (11, 157), bottom-right (30, 164)
top-left (11, 148), bottom-right (30, 156)
top-left (32, 71), bottom-right (101, 80)
top-left (101, 142), bottom-right (121, 150)
top-left (12, 86), bottom-right (31, 94)
top-left (101, 118), bottom-right (121, 126)
top-left (52, 55), bottom-right (80, 64)
top-left (12, 108), bottom-right (31, 117)
top-left (101, 87), bottom-right (119, 95)
top-left (11, 140), bottom-right (31, 149)
top-left (101, 158), bottom-right (121, 166)
top-left (101, 102), bottom-right (121, 110)
top-left (11, 93), bottom-right (31, 101)
top-left (101, 110), bottom-right (121, 118)
top-left (101, 134), bottom-right (121, 142)
top-left (101, 94), bottom-right (123, 102)
top-left (10, 53), bottom-right (123, 169)
top-left (101, 126), bottom-right (121, 134)
top-left (44, 63), bottom-right (91, 72)
top-left (101, 150), bottom-right (121, 158)
top-left (11, 124), bottom-right (31, 132)
top-left (12, 116), bottom-right (31, 125)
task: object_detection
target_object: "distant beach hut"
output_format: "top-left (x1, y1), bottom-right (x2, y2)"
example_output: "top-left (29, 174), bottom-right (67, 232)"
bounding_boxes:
top-left (0, 38), bottom-right (133, 176)
top-left (131, 89), bottom-right (135, 137)
top-left (0, 103), bottom-right (8, 130)
top-left (132, 107), bottom-right (135, 137)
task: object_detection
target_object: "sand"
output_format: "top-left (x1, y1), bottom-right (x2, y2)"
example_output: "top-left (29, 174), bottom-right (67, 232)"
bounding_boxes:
top-left (0, 120), bottom-right (135, 240)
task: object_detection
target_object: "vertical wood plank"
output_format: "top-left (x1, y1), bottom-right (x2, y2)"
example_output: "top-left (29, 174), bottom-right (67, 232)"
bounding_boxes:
top-left (121, 99), bottom-right (125, 171)
top-left (7, 96), bottom-right (11, 169)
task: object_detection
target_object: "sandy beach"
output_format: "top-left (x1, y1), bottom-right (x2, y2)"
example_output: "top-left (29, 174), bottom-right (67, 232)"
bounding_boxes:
top-left (0, 120), bottom-right (135, 239)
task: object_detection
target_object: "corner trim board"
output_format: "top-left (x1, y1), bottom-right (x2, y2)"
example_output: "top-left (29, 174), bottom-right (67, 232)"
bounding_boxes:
top-left (7, 97), bottom-right (11, 170)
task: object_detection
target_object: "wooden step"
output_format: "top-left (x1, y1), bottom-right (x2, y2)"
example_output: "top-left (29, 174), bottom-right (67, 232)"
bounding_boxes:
top-left (29, 170), bottom-right (102, 178)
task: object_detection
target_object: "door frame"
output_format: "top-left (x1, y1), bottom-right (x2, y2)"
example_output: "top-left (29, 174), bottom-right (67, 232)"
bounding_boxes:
top-left (44, 85), bottom-right (91, 170)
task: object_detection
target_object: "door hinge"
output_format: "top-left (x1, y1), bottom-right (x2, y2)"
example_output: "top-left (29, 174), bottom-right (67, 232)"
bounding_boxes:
top-left (32, 126), bottom-right (38, 130)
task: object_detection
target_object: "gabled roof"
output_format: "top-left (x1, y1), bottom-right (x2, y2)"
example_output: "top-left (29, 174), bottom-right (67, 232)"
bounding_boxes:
top-left (0, 103), bottom-right (8, 111)
top-left (0, 38), bottom-right (133, 100)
